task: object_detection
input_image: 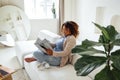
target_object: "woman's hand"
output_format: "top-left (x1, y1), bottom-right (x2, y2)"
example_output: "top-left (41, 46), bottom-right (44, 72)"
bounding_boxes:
top-left (45, 48), bottom-right (53, 55)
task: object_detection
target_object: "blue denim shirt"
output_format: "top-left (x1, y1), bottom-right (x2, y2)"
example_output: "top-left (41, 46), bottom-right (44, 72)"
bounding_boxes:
top-left (54, 37), bottom-right (66, 51)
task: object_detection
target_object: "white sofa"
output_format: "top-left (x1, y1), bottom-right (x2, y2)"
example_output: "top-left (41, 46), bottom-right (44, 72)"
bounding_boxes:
top-left (15, 30), bottom-right (95, 80)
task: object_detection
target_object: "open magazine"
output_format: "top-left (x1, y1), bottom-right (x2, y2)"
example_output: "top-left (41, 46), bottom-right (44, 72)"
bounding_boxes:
top-left (34, 38), bottom-right (53, 53)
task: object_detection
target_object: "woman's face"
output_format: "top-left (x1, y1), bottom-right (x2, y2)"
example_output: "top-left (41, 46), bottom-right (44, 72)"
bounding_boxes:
top-left (62, 26), bottom-right (71, 36)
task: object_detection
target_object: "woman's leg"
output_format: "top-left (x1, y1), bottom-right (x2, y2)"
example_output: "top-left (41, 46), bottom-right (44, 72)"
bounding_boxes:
top-left (24, 50), bottom-right (42, 62)
top-left (33, 50), bottom-right (61, 66)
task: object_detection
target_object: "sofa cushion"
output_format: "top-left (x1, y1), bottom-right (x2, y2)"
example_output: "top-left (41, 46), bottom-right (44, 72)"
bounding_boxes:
top-left (15, 40), bottom-right (38, 67)
top-left (24, 54), bottom-right (92, 80)
top-left (38, 30), bottom-right (60, 43)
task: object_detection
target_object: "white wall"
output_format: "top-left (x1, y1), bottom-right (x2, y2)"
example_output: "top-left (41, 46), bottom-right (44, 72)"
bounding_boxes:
top-left (1, 0), bottom-right (120, 41)
top-left (29, 19), bottom-right (59, 39)
top-left (0, 0), bottom-right (79, 40)
top-left (0, 0), bottom-right (59, 40)
top-left (64, 0), bottom-right (78, 22)
top-left (0, 0), bottom-right (24, 9)
top-left (75, 0), bottom-right (120, 42)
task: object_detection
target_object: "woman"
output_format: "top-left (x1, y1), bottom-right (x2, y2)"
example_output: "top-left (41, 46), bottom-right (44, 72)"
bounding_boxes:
top-left (25, 21), bottom-right (79, 67)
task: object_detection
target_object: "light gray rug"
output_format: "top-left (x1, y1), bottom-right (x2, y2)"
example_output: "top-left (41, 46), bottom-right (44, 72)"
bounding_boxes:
top-left (12, 69), bottom-right (31, 80)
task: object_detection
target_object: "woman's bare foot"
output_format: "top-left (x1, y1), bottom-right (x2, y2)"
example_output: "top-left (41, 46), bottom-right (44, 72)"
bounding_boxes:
top-left (24, 57), bottom-right (37, 62)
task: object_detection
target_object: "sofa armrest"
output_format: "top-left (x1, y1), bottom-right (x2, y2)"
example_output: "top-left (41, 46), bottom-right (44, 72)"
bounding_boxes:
top-left (38, 30), bottom-right (61, 43)
top-left (71, 54), bottom-right (81, 65)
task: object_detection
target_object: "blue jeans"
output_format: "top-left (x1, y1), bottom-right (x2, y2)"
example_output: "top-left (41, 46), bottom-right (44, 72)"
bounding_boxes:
top-left (33, 50), bottom-right (61, 66)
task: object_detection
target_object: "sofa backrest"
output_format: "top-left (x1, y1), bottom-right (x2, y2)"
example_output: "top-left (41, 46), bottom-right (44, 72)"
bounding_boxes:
top-left (38, 30), bottom-right (61, 43)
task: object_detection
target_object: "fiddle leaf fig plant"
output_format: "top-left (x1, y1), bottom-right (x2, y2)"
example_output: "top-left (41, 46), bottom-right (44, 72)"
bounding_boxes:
top-left (72, 22), bottom-right (120, 80)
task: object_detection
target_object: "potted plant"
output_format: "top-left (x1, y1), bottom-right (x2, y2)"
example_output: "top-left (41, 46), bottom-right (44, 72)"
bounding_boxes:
top-left (51, 2), bottom-right (56, 19)
top-left (72, 22), bottom-right (120, 80)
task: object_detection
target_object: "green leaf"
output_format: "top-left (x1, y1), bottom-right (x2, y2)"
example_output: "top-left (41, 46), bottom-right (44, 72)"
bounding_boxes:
top-left (114, 39), bottom-right (120, 46)
top-left (82, 39), bottom-right (102, 48)
top-left (93, 22), bottom-right (110, 40)
top-left (74, 56), bottom-right (106, 76)
top-left (95, 66), bottom-right (115, 80)
top-left (111, 49), bottom-right (120, 70)
top-left (114, 34), bottom-right (120, 46)
top-left (72, 45), bottom-right (105, 55)
top-left (106, 25), bottom-right (118, 41)
top-left (72, 45), bottom-right (87, 53)
top-left (111, 49), bottom-right (120, 55)
top-left (72, 39), bottom-right (105, 55)
top-left (99, 35), bottom-right (109, 52)
top-left (99, 35), bottom-right (114, 52)
top-left (111, 68), bottom-right (120, 80)
top-left (99, 34), bottom-right (110, 44)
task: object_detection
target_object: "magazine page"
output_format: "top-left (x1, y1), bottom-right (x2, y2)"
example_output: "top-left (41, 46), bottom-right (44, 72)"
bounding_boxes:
top-left (34, 38), bottom-right (52, 53)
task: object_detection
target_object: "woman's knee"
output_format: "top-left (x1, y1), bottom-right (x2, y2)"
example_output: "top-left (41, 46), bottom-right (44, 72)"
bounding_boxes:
top-left (33, 50), bottom-right (42, 57)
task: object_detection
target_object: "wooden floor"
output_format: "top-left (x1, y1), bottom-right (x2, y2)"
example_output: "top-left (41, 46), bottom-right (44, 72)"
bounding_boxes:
top-left (12, 69), bottom-right (30, 80)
